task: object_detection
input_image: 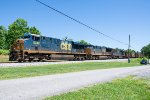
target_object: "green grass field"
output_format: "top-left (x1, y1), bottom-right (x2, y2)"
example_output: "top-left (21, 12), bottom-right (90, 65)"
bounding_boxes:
top-left (0, 59), bottom-right (141, 80)
top-left (46, 77), bottom-right (150, 100)
top-left (0, 49), bottom-right (9, 62)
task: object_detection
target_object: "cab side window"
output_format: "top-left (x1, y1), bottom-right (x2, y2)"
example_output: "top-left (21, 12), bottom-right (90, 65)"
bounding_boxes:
top-left (35, 37), bottom-right (40, 41)
top-left (32, 36), bottom-right (40, 41)
top-left (50, 38), bottom-right (52, 43)
top-left (32, 36), bottom-right (35, 40)
top-left (42, 37), bottom-right (45, 40)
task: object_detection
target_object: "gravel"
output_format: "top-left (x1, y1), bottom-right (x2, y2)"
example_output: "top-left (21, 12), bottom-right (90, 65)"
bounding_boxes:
top-left (0, 59), bottom-right (127, 68)
top-left (0, 65), bottom-right (150, 100)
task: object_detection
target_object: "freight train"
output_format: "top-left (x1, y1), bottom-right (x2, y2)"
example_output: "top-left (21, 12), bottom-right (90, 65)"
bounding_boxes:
top-left (9, 33), bottom-right (142, 62)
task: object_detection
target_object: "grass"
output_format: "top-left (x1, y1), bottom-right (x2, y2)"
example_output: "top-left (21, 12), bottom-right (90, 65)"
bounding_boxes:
top-left (0, 59), bottom-right (141, 80)
top-left (45, 77), bottom-right (150, 100)
top-left (0, 55), bottom-right (9, 62)
top-left (0, 49), bottom-right (9, 62)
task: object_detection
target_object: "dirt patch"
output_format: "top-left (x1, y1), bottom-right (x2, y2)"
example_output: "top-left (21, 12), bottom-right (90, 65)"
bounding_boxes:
top-left (0, 55), bottom-right (9, 62)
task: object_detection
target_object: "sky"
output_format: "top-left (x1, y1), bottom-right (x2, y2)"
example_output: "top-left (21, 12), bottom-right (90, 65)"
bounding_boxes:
top-left (0, 0), bottom-right (150, 51)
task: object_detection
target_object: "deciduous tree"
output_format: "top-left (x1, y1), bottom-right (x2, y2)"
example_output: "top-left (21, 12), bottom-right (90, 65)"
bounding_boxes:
top-left (6, 18), bottom-right (29, 48)
top-left (0, 26), bottom-right (7, 49)
top-left (79, 40), bottom-right (91, 45)
top-left (141, 44), bottom-right (150, 58)
top-left (30, 26), bottom-right (41, 35)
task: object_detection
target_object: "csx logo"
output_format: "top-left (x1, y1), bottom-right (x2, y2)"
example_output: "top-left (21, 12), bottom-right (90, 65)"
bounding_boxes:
top-left (61, 43), bottom-right (72, 50)
top-left (33, 41), bottom-right (40, 45)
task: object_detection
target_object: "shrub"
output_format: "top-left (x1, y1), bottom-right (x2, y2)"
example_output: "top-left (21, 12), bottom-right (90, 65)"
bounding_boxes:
top-left (0, 49), bottom-right (9, 55)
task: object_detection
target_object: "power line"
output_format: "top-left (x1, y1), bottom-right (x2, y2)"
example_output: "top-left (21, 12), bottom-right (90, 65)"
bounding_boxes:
top-left (35, 0), bottom-right (128, 46)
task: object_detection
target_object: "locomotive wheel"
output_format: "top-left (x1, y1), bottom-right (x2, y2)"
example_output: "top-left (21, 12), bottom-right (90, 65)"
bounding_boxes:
top-left (23, 60), bottom-right (27, 62)
top-left (81, 57), bottom-right (84, 61)
top-left (29, 58), bottom-right (33, 62)
top-left (37, 58), bottom-right (43, 62)
top-left (73, 57), bottom-right (77, 61)
top-left (76, 58), bottom-right (80, 61)
top-left (18, 59), bottom-right (23, 63)
top-left (37, 58), bottom-right (42, 62)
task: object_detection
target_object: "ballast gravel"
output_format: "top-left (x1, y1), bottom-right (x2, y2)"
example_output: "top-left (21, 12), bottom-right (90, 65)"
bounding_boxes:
top-left (0, 65), bottom-right (150, 100)
top-left (0, 59), bottom-right (127, 68)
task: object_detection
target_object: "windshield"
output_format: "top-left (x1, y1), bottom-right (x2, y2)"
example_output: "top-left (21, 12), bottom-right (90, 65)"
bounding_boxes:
top-left (32, 36), bottom-right (40, 41)
top-left (24, 35), bottom-right (30, 39)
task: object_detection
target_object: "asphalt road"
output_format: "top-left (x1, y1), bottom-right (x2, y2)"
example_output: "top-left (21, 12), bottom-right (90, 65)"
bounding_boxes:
top-left (0, 65), bottom-right (150, 100)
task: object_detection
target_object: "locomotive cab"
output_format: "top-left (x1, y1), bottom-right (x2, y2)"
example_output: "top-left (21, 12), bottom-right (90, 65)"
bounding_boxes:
top-left (9, 33), bottom-right (41, 61)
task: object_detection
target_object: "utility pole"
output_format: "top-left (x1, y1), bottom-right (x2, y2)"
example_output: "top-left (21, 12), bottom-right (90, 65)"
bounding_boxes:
top-left (128, 34), bottom-right (130, 63)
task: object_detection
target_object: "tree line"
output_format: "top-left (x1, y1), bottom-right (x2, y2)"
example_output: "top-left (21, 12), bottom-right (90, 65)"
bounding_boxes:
top-left (0, 18), bottom-right (149, 59)
top-left (0, 18), bottom-right (41, 50)
top-left (141, 44), bottom-right (150, 59)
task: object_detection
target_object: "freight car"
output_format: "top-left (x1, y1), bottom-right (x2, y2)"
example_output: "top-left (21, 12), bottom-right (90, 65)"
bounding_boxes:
top-left (9, 33), bottom-right (141, 62)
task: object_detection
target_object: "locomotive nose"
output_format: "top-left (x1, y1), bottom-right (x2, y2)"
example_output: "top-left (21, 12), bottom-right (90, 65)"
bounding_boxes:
top-left (12, 39), bottom-right (24, 51)
top-left (9, 39), bottom-right (24, 61)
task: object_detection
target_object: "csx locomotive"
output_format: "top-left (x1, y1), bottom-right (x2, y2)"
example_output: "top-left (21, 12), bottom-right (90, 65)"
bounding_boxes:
top-left (9, 33), bottom-right (141, 62)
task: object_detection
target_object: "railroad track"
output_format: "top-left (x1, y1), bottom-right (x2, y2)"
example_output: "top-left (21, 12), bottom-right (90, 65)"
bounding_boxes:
top-left (0, 59), bottom-right (128, 68)
top-left (0, 60), bottom-right (64, 63)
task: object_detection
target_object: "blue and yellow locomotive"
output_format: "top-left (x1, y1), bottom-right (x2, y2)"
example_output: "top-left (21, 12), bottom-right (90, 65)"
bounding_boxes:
top-left (9, 33), bottom-right (86, 62)
top-left (9, 33), bottom-right (141, 62)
